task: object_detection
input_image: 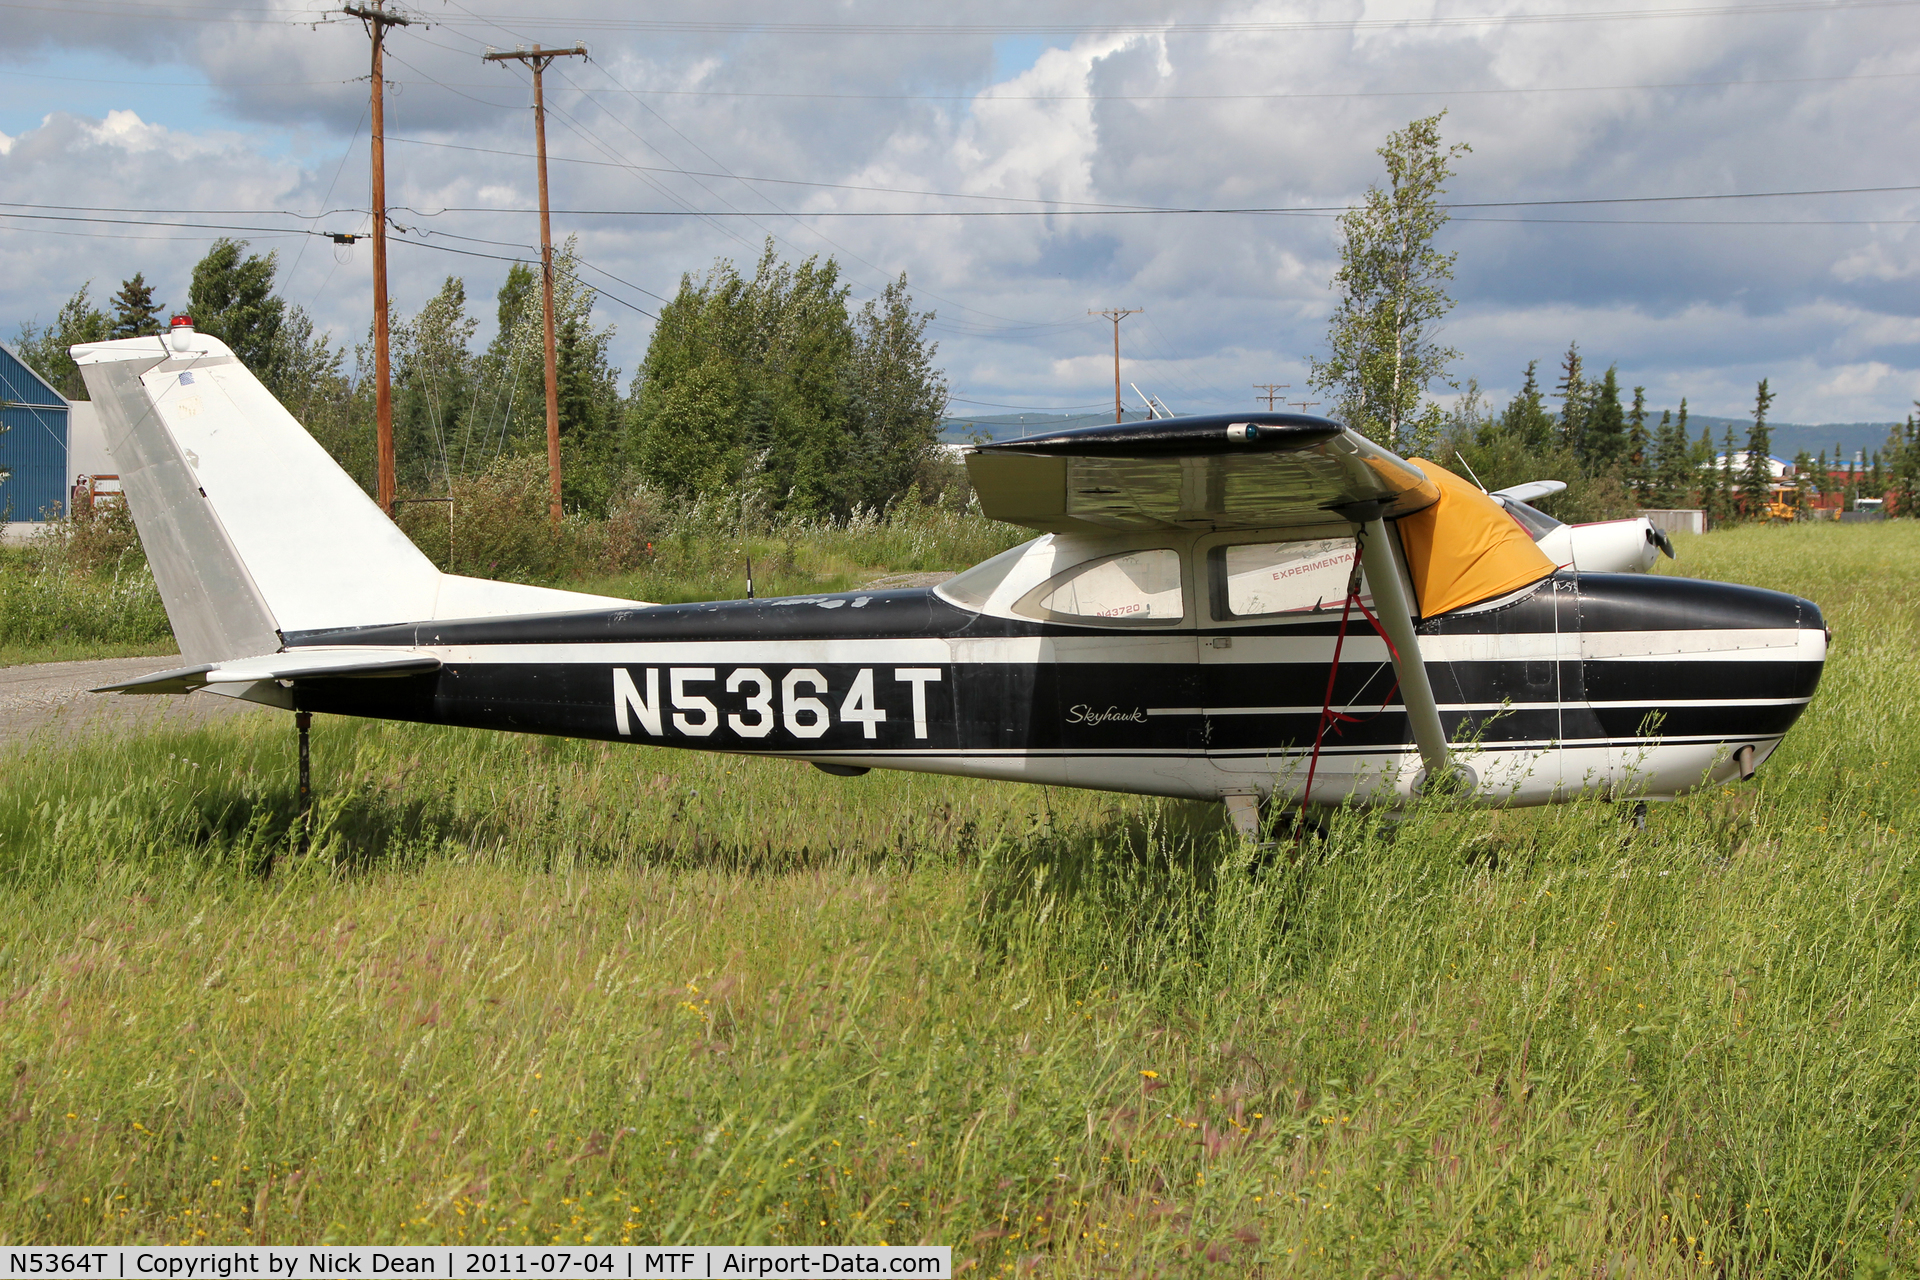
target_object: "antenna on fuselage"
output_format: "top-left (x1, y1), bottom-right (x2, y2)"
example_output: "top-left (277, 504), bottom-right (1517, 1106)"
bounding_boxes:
top-left (1455, 451), bottom-right (1488, 491)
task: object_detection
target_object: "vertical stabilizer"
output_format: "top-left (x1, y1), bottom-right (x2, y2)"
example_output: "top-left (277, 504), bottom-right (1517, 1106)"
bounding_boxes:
top-left (75, 326), bottom-right (639, 664)
top-left (75, 333), bottom-right (283, 663)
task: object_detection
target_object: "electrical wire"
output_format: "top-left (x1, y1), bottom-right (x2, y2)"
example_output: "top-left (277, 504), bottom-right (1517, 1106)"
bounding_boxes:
top-left (511, 68), bottom-right (1920, 103)
top-left (371, 0), bottom-right (1920, 34)
top-left (8, 65), bottom-right (1914, 101)
top-left (552, 61), bottom-right (1067, 331)
top-left (408, 4), bottom-right (1224, 334)
top-left (377, 142), bottom-right (1920, 213)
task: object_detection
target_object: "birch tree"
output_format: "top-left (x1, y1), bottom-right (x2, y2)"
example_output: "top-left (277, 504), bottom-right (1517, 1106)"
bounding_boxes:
top-left (1310, 112), bottom-right (1470, 454)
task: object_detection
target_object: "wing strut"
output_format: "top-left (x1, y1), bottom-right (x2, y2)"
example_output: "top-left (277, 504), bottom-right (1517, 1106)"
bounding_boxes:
top-left (1352, 511), bottom-right (1460, 793)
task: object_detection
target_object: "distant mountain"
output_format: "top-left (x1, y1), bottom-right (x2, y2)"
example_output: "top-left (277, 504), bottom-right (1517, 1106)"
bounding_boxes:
top-left (1665, 415), bottom-right (1902, 464)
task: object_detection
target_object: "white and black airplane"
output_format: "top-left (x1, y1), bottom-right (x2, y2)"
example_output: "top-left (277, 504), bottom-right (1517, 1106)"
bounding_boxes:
top-left (1487, 479), bottom-right (1678, 574)
top-left (79, 321), bottom-right (1826, 837)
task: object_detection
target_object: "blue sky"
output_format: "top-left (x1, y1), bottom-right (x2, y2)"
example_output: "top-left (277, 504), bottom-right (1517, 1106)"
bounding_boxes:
top-left (1, 0), bottom-right (1915, 425)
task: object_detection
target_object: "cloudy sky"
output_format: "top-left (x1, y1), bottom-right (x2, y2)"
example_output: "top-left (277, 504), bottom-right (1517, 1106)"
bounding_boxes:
top-left (1, 0), bottom-right (1915, 424)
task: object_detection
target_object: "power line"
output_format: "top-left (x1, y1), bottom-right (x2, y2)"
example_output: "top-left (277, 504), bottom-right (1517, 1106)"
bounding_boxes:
top-left (378, 142), bottom-right (1920, 212)
top-left (530, 68), bottom-right (1920, 103)
top-left (4, 0), bottom-right (1913, 27)
top-left (7, 65), bottom-right (1914, 101)
top-left (378, 236), bottom-right (659, 318)
top-left (368, 0), bottom-right (1920, 33)
top-left (0, 1), bottom-right (345, 24)
top-left (416, 6), bottom-right (1086, 334)
top-left (550, 61), bottom-right (1070, 334)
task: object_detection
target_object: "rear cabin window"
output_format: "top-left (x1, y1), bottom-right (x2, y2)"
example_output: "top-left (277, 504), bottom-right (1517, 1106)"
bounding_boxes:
top-left (1021, 549), bottom-right (1184, 624)
top-left (1211, 538), bottom-right (1367, 619)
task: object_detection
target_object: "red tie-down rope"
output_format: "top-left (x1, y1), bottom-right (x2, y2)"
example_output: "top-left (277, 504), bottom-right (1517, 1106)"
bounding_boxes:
top-left (1299, 560), bottom-right (1402, 815)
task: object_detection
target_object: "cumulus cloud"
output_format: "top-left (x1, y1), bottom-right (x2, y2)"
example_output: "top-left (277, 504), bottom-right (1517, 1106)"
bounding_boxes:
top-left (0, 0), bottom-right (1915, 422)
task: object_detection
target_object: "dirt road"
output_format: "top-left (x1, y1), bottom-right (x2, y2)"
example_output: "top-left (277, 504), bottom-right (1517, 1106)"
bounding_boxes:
top-left (0, 656), bottom-right (272, 752)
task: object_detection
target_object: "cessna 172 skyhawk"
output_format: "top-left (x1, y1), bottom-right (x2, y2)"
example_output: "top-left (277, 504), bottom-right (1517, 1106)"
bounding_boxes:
top-left (79, 322), bottom-right (1826, 836)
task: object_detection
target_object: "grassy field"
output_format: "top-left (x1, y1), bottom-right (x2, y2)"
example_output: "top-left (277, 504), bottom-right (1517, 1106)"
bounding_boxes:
top-left (0, 545), bottom-right (177, 667)
top-left (0, 522), bottom-right (1916, 1274)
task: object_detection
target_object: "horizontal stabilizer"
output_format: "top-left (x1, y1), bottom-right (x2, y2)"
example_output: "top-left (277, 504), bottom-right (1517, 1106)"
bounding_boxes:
top-left (93, 648), bottom-right (441, 694)
top-left (1491, 480), bottom-right (1567, 503)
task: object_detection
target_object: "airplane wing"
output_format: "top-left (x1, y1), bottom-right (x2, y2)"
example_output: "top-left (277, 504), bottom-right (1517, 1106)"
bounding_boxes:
top-left (1490, 479), bottom-right (1567, 504)
top-left (93, 647), bottom-right (442, 694)
top-left (966, 413), bottom-right (1440, 532)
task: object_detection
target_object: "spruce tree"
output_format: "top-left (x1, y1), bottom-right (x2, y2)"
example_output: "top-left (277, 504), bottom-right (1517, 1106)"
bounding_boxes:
top-left (1653, 408), bottom-right (1691, 507)
top-left (1624, 384), bottom-right (1652, 500)
top-left (109, 272), bottom-right (165, 339)
top-left (1495, 360), bottom-right (1555, 451)
top-left (1890, 411), bottom-right (1920, 518)
top-left (1554, 342), bottom-right (1586, 452)
top-left (1814, 449), bottom-right (1829, 511)
top-left (1579, 364), bottom-right (1624, 471)
top-left (1739, 378), bottom-right (1775, 518)
top-left (1719, 427), bottom-right (1739, 524)
top-left (1691, 410), bottom-right (1715, 506)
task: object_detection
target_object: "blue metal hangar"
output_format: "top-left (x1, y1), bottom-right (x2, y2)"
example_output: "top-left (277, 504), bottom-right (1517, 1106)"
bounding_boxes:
top-left (0, 341), bottom-right (110, 533)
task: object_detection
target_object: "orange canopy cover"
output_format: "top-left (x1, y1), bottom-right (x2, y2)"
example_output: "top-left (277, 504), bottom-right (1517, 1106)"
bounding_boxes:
top-left (1396, 460), bottom-right (1556, 618)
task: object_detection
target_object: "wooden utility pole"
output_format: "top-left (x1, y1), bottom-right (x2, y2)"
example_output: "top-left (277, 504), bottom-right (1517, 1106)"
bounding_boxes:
top-left (1089, 308), bottom-right (1140, 424)
top-left (1291, 400), bottom-right (1322, 413)
top-left (1253, 383), bottom-right (1290, 410)
top-left (345, 4), bottom-right (410, 517)
top-left (484, 43), bottom-right (589, 527)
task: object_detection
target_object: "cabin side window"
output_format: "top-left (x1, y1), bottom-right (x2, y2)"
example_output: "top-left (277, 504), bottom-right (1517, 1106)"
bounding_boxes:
top-left (1018, 548), bottom-right (1184, 624)
top-left (1209, 537), bottom-right (1368, 619)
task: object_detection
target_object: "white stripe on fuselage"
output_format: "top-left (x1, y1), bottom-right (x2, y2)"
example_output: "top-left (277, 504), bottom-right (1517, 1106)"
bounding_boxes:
top-left (424, 625), bottom-right (1812, 670)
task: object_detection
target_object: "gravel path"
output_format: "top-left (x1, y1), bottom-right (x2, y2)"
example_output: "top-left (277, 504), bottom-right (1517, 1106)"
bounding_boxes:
top-left (0, 655), bottom-right (272, 752)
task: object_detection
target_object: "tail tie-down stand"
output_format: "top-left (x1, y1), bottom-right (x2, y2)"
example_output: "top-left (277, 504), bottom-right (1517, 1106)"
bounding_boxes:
top-left (295, 710), bottom-right (313, 858)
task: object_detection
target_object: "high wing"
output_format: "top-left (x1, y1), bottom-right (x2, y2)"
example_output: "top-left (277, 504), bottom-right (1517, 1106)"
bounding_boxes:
top-left (965, 413), bottom-right (1441, 532)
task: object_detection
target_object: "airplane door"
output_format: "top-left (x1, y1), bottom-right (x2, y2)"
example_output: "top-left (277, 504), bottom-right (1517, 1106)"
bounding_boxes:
top-left (1556, 574), bottom-right (1609, 794)
top-left (1033, 546), bottom-right (1207, 796)
top-left (1198, 532), bottom-right (1395, 801)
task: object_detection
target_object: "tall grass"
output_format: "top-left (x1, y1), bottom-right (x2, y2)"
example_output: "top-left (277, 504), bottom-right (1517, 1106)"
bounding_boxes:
top-left (0, 523), bottom-right (1913, 1274)
top-left (0, 552), bottom-right (172, 664)
top-left (0, 502), bottom-right (173, 663)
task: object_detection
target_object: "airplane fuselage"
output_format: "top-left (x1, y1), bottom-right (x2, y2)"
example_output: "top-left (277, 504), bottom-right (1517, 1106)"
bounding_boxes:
top-left (292, 568), bottom-right (1825, 808)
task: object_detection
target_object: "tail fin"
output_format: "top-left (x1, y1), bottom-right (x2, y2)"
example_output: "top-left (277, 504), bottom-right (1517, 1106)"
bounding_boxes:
top-left (75, 327), bottom-right (641, 664)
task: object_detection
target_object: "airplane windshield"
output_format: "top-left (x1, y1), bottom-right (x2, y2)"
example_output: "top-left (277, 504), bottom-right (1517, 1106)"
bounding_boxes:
top-left (1499, 497), bottom-right (1564, 540)
top-left (936, 538), bottom-right (1048, 612)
